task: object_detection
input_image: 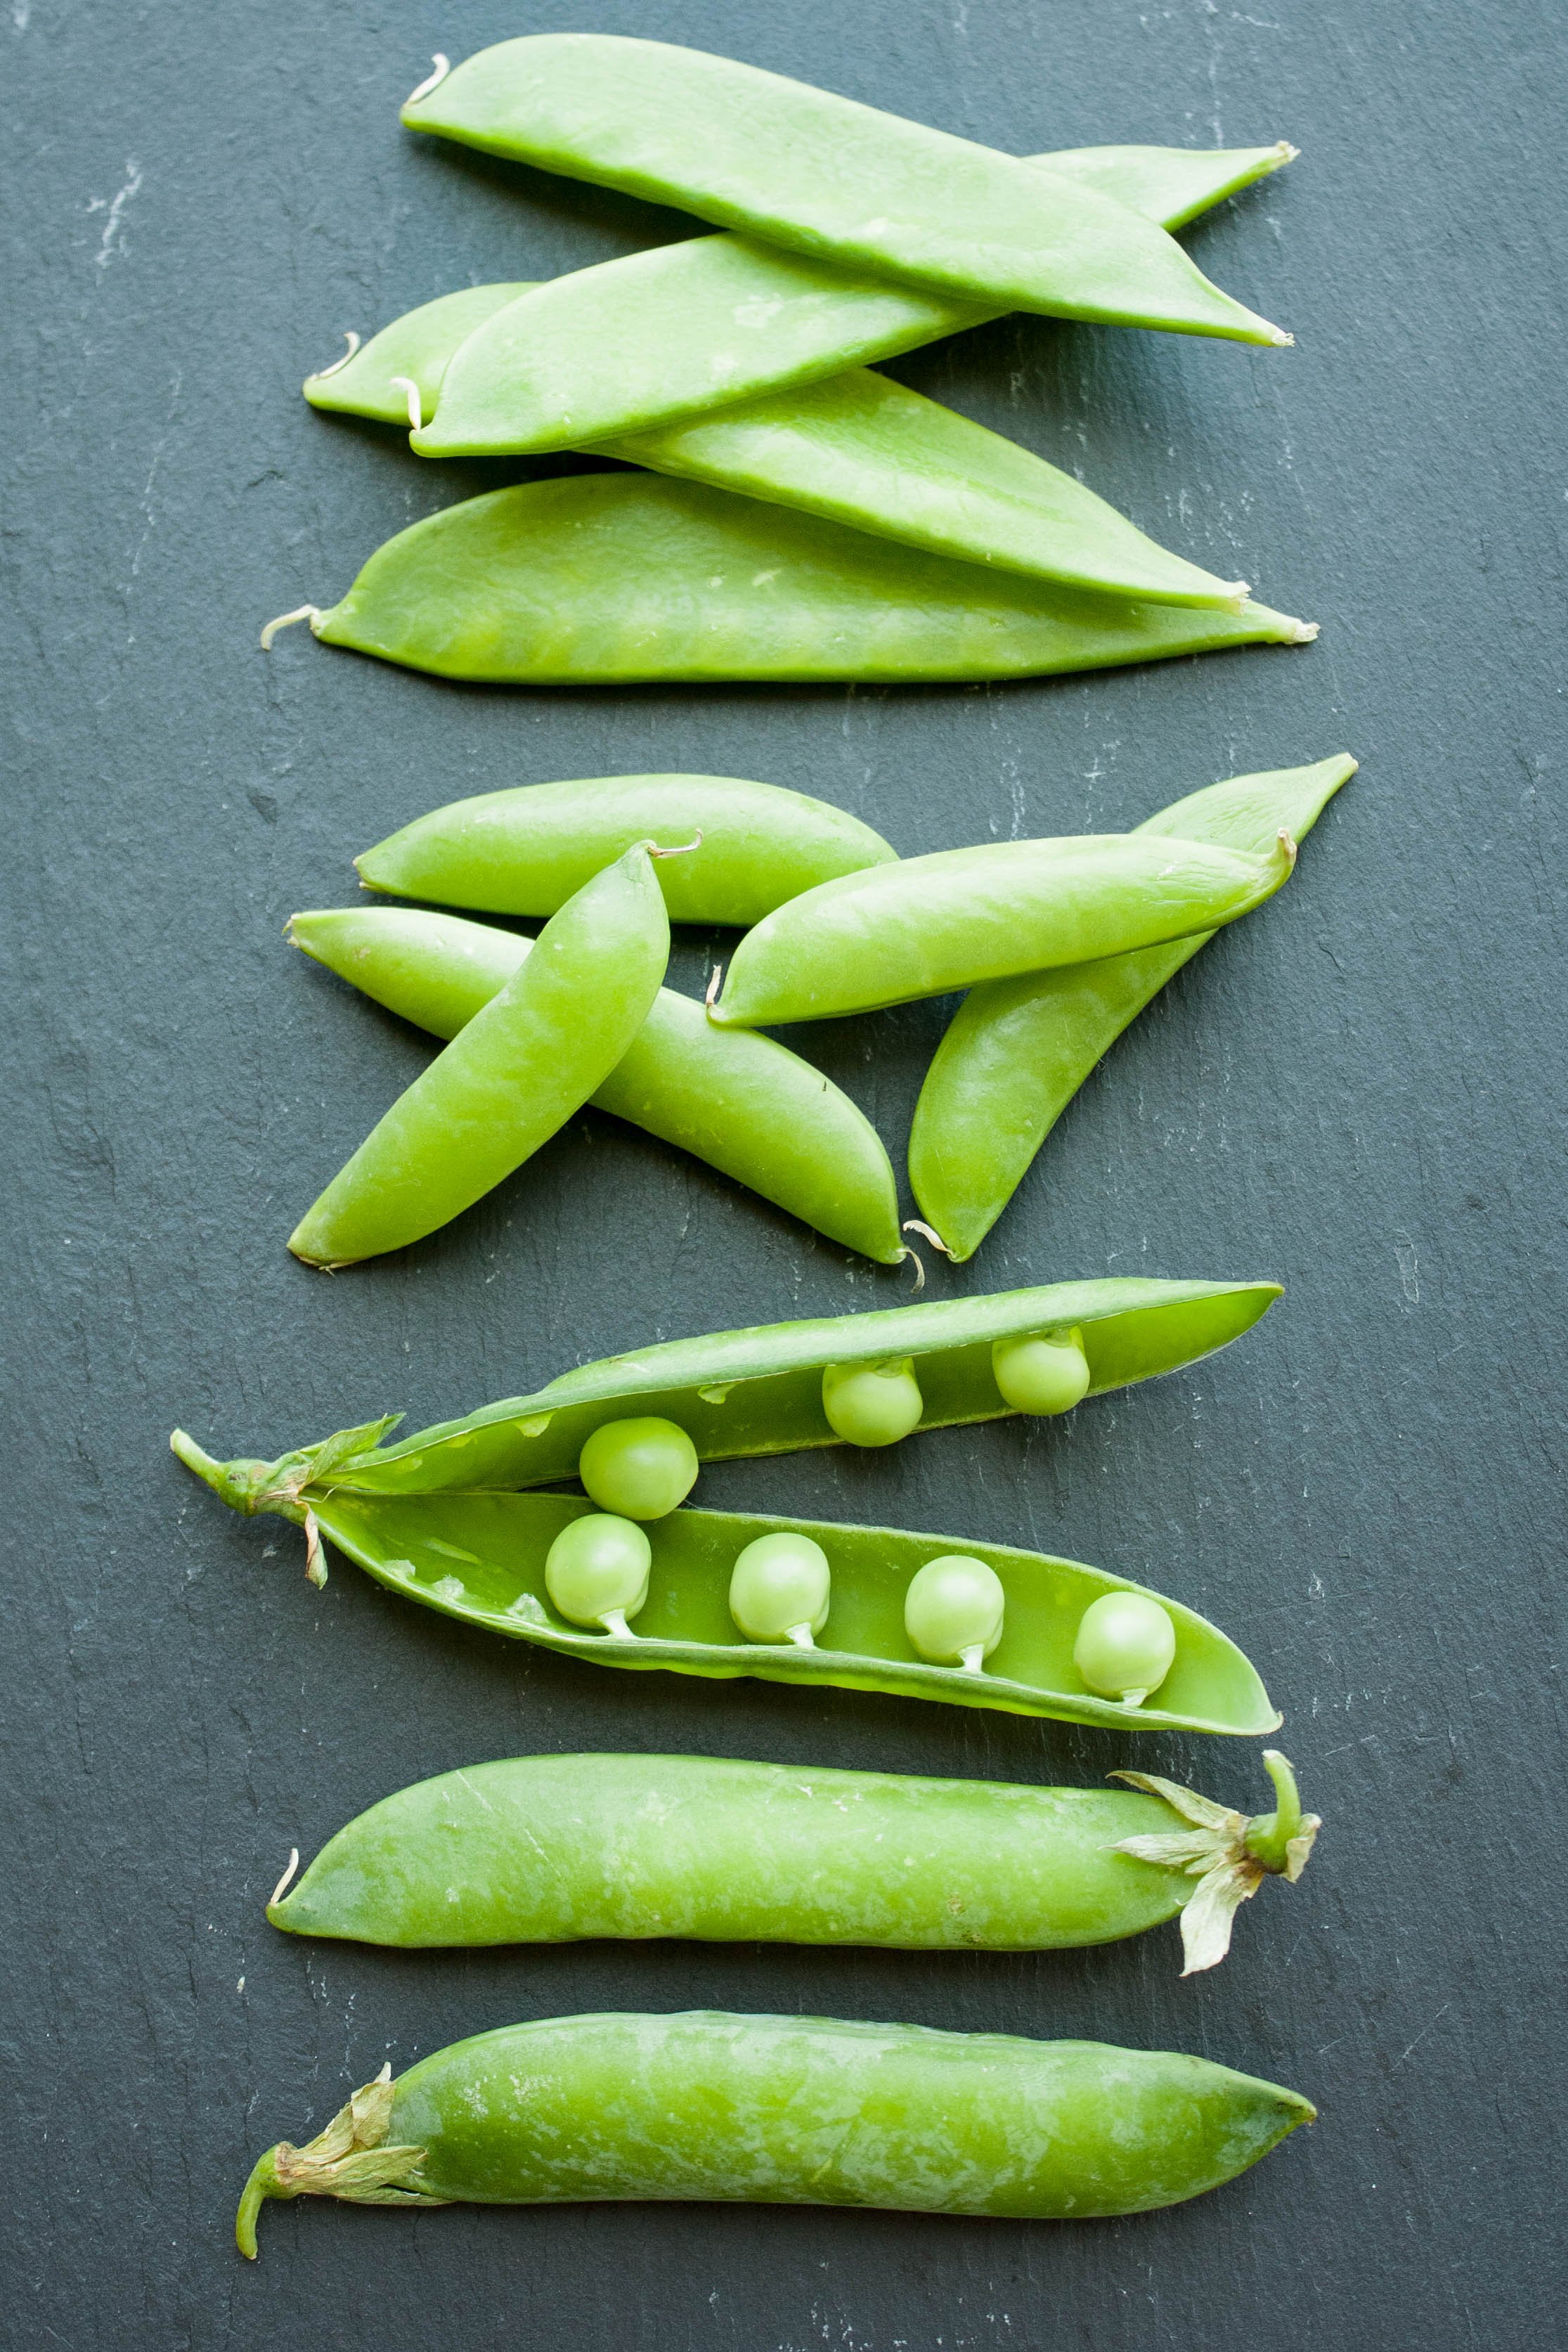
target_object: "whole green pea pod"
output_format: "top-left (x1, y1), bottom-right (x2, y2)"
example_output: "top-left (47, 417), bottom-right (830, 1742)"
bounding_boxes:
top-left (288, 906), bottom-right (905, 1265)
top-left (711, 827), bottom-right (1297, 1026)
top-left (269, 1750), bottom-right (1319, 1976)
top-left (263, 474), bottom-right (1313, 686)
top-left (289, 841), bottom-right (670, 1265)
top-left (236, 2010), bottom-right (1314, 2254)
top-left (402, 39), bottom-right (1288, 344)
top-left (909, 756), bottom-right (1358, 1258)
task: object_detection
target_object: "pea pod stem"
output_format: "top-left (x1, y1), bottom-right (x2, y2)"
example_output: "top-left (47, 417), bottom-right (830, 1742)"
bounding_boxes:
top-left (1113, 1750), bottom-right (1321, 1974)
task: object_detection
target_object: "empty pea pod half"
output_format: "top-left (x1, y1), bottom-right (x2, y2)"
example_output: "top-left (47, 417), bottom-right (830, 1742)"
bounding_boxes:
top-left (287, 905), bottom-right (906, 1265)
top-left (237, 2010), bottom-right (1314, 2254)
top-left (267, 1750), bottom-right (1319, 1977)
top-left (173, 1276), bottom-right (1281, 1496)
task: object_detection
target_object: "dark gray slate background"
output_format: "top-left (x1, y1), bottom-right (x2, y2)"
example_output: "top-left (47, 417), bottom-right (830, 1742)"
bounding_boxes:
top-left (4, 1), bottom-right (1564, 2344)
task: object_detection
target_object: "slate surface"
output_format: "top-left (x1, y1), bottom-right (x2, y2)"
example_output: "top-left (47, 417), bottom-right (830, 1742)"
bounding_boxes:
top-left (4, 1), bottom-right (1564, 2344)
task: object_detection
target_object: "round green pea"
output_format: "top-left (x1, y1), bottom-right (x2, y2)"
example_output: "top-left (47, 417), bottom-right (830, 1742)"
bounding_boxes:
top-left (578, 1416), bottom-right (699, 1520)
top-left (729, 1532), bottom-right (831, 1646)
top-left (545, 1514), bottom-right (652, 1634)
top-left (1073, 1591), bottom-right (1177, 1705)
top-left (904, 1554), bottom-right (1006, 1671)
top-left (992, 1327), bottom-right (1090, 1416)
top-left (821, 1357), bottom-right (924, 1447)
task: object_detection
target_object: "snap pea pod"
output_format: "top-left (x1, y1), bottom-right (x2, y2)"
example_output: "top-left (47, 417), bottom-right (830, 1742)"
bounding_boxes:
top-left (306, 142), bottom-right (1288, 604)
top-left (403, 39), bottom-right (1288, 344)
top-left (711, 828), bottom-right (1296, 1026)
top-left (909, 756), bottom-right (1358, 1259)
top-left (356, 775), bottom-right (897, 926)
top-left (169, 1461), bottom-right (1281, 1736)
top-left (270, 1750), bottom-right (1318, 1975)
top-left (268, 474), bottom-right (1313, 686)
top-left (237, 2010), bottom-right (1314, 2253)
top-left (289, 907), bottom-right (905, 1265)
top-left (171, 1275), bottom-right (1279, 1496)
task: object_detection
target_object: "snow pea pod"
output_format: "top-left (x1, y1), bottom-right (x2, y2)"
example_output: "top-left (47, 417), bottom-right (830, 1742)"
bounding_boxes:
top-left (174, 1275), bottom-right (1278, 1496)
top-left (356, 775), bottom-right (897, 926)
top-left (167, 1456), bottom-right (1281, 1735)
top-left (237, 2010), bottom-right (1314, 2254)
top-left (403, 39), bottom-right (1288, 344)
top-left (269, 1750), bottom-right (1318, 1976)
top-left (267, 474), bottom-right (1313, 686)
top-left (711, 828), bottom-right (1296, 1027)
top-left (289, 844), bottom-right (669, 1266)
top-left (288, 907), bottom-right (905, 1265)
top-left (908, 756), bottom-right (1357, 1259)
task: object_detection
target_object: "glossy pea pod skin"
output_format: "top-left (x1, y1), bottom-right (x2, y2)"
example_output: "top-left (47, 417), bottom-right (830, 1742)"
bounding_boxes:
top-left (288, 907), bottom-right (905, 1265)
top-left (712, 827), bottom-right (1296, 1026)
top-left (908, 756), bottom-right (1357, 1259)
top-left (356, 775), bottom-right (898, 925)
top-left (403, 39), bottom-right (1288, 344)
top-left (236, 2011), bottom-right (1314, 2254)
top-left (288, 844), bottom-right (668, 1266)
top-left (292, 474), bottom-right (1313, 687)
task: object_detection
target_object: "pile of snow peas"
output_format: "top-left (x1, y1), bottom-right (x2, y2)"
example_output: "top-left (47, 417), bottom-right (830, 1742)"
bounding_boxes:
top-left (203, 33), bottom-right (1348, 2258)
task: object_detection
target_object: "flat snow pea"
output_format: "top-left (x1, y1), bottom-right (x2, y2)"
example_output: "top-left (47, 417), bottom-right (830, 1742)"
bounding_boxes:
top-left (171, 1275), bottom-right (1281, 1495)
top-left (288, 907), bottom-right (905, 1264)
top-left (711, 828), bottom-right (1296, 1026)
top-left (237, 2010), bottom-right (1314, 2253)
top-left (168, 1454), bottom-right (1281, 1734)
top-left (264, 474), bottom-right (1314, 686)
top-left (270, 1750), bottom-right (1318, 1975)
top-left (909, 756), bottom-right (1357, 1259)
top-left (356, 774), bottom-right (896, 925)
top-left (289, 844), bottom-right (669, 1265)
top-left (403, 39), bottom-right (1288, 344)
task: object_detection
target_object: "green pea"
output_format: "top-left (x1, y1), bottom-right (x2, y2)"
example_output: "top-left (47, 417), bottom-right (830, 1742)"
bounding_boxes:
top-left (1073, 1592), bottom-right (1178, 1707)
top-left (992, 1329), bottom-right (1091, 1416)
top-left (728, 1532), bottom-right (831, 1646)
top-left (404, 39), bottom-right (1288, 344)
top-left (822, 1356), bottom-right (924, 1447)
top-left (903, 1555), bottom-right (1005, 1670)
top-left (237, 2011), bottom-right (1314, 2253)
top-left (543, 1513), bottom-right (651, 1636)
top-left (578, 1416), bottom-right (698, 1520)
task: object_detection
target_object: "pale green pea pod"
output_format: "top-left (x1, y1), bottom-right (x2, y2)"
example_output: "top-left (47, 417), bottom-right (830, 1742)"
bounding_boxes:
top-left (908, 755), bottom-right (1358, 1260)
top-left (287, 906), bottom-right (905, 1265)
top-left (711, 827), bottom-right (1297, 1027)
top-left (356, 774), bottom-right (898, 926)
top-left (403, 39), bottom-right (1288, 344)
top-left (264, 474), bottom-right (1314, 687)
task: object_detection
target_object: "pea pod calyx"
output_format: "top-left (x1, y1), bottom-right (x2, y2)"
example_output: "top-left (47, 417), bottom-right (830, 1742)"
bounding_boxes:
top-left (1113, 1751), bottom-right (1321, 1974)
top-left (235, 2065), bottom-right (440, 2257)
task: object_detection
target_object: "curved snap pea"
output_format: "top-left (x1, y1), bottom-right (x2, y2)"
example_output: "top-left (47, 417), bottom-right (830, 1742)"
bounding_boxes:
top-left (287, 907), bottom-right (905, 1264)
top-left (356, 774), bottom-right (897, 926)
top-left (403, 39), bottom-right (1288, 344)
top-left (711, 828), bottom-right (1296, 1027)
top-left (271, 474), bottom-right (1314, 686)
top-left (166, 1459), bottom-right (1282, 1736)
top-left (236, 2010), bottom-right (1314, 2253)
top-left (173, 1274), bottom-right (1280, 1496)
top-left (267, 1750), bottom-right (1318, 1975)
top-left (908, 755), bottom-right (1358, 1259)
top-left (289, 844), bottom-right (668, 1266)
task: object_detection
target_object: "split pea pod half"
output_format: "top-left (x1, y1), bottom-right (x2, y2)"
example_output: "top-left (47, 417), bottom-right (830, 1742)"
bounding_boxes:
top-left (168, 1452), bottom-right (1281, 1735)
top-left (261, 475), bottom-right (1314, 687)
top-left (403, 39), bottom-right (1289, 344)
top-left (289, 842), bottom-right (672, 1266)
top-left (171, 1275), bottom-right (1281, 1496)
top-left (307, 142), bottom-right (1291, 604)
top-left (909, 756), bottom-right (1359, 1259)
top-left (288, 906), bottom-right (905, 1265)
top-left (269, 1750), bottom-right (1319, 1976)
top-left (711, 827), bottom-right (1297, 1027)
top-left (237, 2011), bottom-right (1314, 2254)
